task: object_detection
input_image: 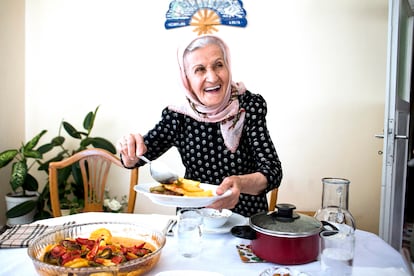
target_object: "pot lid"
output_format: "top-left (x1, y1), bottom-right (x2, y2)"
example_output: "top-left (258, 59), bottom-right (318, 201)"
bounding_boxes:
top-left (250, 203), bottom-right (322, 237)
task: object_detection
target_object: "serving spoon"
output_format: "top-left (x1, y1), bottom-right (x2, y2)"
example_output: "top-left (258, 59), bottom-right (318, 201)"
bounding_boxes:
top-left (138, 155), bottom-right (179, 184)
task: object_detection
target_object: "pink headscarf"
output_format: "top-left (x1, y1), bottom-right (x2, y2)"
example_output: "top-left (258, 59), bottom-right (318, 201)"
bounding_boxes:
top-left (168, 35), bottom-right (246, 153)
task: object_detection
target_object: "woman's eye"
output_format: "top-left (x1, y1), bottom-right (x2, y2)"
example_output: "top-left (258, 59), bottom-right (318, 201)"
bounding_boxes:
top-left (215, 62), bottom-right (224, 69)
top-left (194, 67), bottom-right (205, 73)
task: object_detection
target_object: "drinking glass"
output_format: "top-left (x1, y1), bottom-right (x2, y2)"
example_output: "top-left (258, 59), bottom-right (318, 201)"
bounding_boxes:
top-left (176, 208), bottom-right (203, 258)
top-left (320, 230), bottom-right (355, 276)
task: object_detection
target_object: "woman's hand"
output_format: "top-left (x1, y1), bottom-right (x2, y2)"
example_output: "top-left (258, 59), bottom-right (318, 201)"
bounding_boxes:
top-left (207, 176), bottom-right (242, 210)
top-left (116, 133), bottom-right (146, 168)
top-left (207, 172), bottom-right (268, 210)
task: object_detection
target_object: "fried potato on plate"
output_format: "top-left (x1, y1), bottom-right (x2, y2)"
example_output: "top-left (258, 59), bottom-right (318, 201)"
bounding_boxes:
top-left (150, 177), bottom-right (213, 197)
top-left (175, 178), bottom-right (204, 192)
top-left (183, 190), bottom-right (213, 197)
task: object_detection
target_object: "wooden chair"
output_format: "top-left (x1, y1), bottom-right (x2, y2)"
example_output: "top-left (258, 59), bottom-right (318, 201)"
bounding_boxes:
top-left (49, 148), bottom-right (139, 217)
top-left (268, 188), bottom-right (315, 216)
top-left (268, 188), bottom-right (279, 212)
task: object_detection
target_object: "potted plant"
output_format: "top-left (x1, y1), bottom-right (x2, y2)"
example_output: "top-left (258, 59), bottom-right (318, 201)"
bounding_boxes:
top-left (0, 106), bottom-right (117, 224)
top-left (0, 130), bottom-right (57, 224)
top-left (37, 105), bottom-right (116, 215)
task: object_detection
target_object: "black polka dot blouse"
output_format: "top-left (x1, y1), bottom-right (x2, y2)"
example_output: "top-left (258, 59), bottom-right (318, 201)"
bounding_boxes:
top-left (130, 90), bottom-right (282, 217)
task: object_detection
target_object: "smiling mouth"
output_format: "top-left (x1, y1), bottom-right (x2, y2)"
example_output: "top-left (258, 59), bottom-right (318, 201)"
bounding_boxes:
top-left (204, 85), bottom-right (221, 92)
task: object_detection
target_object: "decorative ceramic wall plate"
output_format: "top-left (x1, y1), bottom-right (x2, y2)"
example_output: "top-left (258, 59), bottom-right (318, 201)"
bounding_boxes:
top-left (165, 0), bottom-right (247, 34)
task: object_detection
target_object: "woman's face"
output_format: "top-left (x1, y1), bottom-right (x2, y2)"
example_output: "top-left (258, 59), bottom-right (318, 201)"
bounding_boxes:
top-left (184, 44), bottom-right (230, 107)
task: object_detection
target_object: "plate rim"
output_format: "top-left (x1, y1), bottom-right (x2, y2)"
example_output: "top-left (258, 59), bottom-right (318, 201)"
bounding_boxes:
top-left (134, 182), bottom-right (231, 208)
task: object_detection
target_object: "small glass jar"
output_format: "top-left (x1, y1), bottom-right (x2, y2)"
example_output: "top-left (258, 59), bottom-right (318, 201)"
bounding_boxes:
top-left (315, 177), bottom-right (356, 233)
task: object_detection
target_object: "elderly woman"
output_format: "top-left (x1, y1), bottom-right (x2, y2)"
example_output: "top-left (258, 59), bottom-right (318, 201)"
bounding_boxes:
top-left (117, 35), bottom-right (282, 217)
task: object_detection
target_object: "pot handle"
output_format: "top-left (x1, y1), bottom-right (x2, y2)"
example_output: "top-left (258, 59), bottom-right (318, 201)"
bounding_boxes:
top-left (230, 225), bottom-right (256, 240)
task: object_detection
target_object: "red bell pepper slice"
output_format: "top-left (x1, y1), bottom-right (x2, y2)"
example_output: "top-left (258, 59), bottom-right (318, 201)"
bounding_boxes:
top-left (111, 255), bottom-right (125, 264)
top-left (50, 245), bottom-right (66, 258)
top-left (76, 237), bottom-right (95, 249)
top-left (86, 240), bottom-right (100, 261)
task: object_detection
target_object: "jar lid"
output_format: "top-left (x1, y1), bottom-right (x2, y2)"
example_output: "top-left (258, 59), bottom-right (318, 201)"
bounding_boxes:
top-left (249, 203), bottom-right (322, 237)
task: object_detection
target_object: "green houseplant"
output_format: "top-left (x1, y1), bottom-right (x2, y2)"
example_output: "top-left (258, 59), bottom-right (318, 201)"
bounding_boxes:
top-left (37, 105), bottom-right (116, 215)
top-left (0, 130), bottom-right (57, 224)
top-left (0, 106), bottom-right (116, 223)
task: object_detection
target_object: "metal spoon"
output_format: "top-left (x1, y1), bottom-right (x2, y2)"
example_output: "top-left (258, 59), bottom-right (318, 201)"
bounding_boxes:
top-left (138, 155), bottom-right (179, 183)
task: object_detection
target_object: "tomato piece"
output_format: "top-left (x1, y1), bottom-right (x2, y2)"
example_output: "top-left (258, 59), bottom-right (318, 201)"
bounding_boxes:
top-left (50, 245), bottom-right (66, 257)
top-left (76, 237), bottom-right (95, 249)
top-left (111, 255), bottom-right (125, 264)
top-left (120, 245), bottom-right (128, 254)
top-left (94, 258), bottom-right (106, 264)
top-left (123, 244), bottom-right (150, 256)
top-left (61, 250), bottom-right (81, 265)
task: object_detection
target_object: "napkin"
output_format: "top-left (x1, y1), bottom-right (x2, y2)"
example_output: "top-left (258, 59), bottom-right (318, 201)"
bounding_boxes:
top-left (0, 222), bottom-right (75, 248)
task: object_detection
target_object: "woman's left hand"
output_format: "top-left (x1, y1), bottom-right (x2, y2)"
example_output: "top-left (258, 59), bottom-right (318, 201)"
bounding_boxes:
top-left (207, 176), bottom-right (241, 210)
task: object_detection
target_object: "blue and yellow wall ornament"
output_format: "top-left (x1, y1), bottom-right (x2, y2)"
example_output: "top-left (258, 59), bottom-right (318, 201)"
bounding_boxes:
top-left (165, 0), bottom-right (247, 35)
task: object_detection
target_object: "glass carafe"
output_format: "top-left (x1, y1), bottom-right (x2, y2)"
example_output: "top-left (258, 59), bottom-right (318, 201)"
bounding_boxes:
top-left (315, 177), bottom-right (356, 232)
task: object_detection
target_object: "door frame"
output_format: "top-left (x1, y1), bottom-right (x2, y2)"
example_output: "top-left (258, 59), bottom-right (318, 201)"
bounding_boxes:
top-left (379, 0), bottom-right (413, 249)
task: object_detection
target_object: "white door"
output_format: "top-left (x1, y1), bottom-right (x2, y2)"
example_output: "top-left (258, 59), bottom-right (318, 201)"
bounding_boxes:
top-left (379, 0), bottom-right (413, 250)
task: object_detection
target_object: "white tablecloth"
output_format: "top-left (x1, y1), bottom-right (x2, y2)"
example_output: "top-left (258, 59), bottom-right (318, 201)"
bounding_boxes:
top-left (0, 212), bottom-right (409, 276)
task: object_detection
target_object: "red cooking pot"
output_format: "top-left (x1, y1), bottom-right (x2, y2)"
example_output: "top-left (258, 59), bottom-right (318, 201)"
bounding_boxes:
top-left (231, 203), bottom-right (334, 265)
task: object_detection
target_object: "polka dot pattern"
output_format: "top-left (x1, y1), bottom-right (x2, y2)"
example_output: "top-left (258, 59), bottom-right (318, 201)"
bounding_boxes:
top-left (143, 91), bottom-right (282, 217)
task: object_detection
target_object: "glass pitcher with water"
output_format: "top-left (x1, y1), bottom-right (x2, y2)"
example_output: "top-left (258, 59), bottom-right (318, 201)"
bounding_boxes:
top-left (315, 177), bottom-right (356, 233)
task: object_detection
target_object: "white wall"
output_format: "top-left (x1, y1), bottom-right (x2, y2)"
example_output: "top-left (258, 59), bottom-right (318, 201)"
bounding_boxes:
top-left (17, 0), bottom-right (389, 232)
top-left (0, 0), bottom-right (25, 227)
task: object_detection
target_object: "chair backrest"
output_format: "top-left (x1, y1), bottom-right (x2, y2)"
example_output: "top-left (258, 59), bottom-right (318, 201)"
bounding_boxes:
top-left (268, 188), bottom-right (278, 211)
top-left (268, 187), bottom-right (316, 216)
top-left (49, 148), bottom-right (138, 217)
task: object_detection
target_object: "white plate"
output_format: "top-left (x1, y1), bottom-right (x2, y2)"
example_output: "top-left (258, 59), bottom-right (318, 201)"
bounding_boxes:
top-left (203, 213), bottom-right (247, 234)
top-left (134, 183), bottom-right (232, 208)
top-left (155, 271), bottom-right (223, 276)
